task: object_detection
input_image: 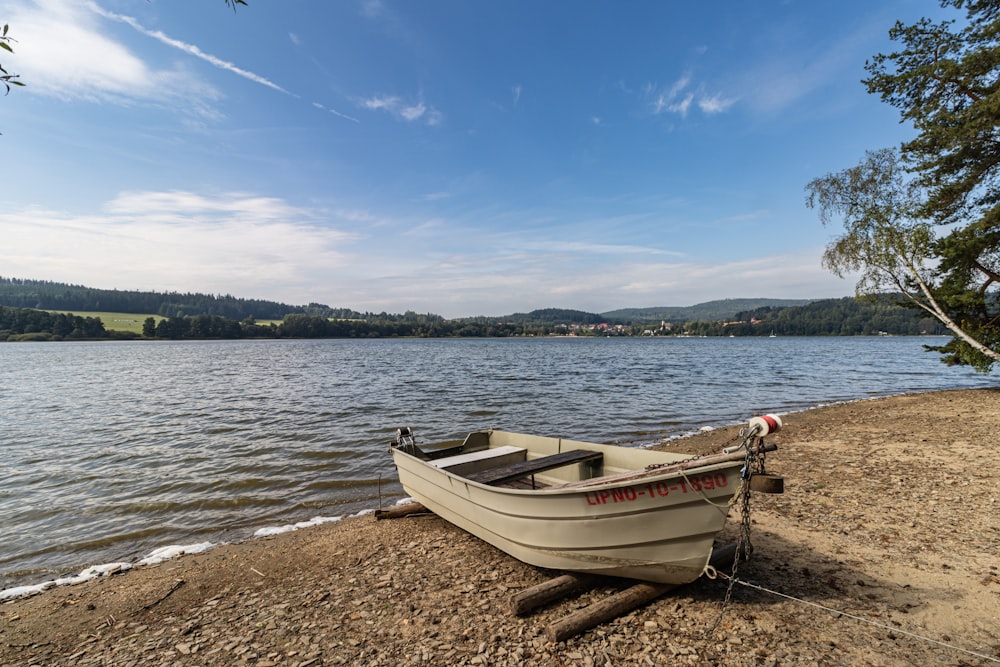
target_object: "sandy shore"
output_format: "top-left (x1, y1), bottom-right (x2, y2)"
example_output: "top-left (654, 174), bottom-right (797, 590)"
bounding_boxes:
top-left (2, 389), bottom-right (998, 666)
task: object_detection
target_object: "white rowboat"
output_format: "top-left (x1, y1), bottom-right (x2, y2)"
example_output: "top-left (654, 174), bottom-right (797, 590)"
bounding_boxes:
top-left (388, 422), bottom-right (779, 584)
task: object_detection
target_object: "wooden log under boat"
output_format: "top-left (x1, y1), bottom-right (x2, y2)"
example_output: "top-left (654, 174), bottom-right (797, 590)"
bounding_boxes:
top-left (545, 543), bottom-right (739, 642)
top-left (509, 573), bottom-right (600, 616)
top-left (374, 502), bottom-right (427, 520)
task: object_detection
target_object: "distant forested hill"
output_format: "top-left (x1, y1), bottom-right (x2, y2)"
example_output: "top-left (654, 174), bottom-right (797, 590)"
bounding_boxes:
top-left (480, 308), bottom-right (612, 325)
top-left (683, 295), bottom-right (947, 336)
top-left (0, 278), bottom-right (946, 338)
top-left (0, 277), bottom-right (360, 320)
top-left (602, 299), bottom-right (814, 322)
top-left (477, 301), bottom-right (816, 326)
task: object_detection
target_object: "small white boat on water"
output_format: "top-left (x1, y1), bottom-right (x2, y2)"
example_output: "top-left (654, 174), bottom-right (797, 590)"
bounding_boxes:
top-left (388, 417), bottom-right (781, 584)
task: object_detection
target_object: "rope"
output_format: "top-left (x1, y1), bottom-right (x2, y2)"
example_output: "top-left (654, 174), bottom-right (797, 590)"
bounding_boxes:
top-left (716, 573), bottom-right (1000, 664)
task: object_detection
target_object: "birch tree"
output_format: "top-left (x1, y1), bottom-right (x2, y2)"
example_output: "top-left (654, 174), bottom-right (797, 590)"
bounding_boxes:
top-left (809, 0), bottom-right (1000, 372)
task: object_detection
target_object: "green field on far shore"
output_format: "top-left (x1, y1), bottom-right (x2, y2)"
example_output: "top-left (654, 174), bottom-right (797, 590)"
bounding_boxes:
top-left (48, 312), bottom-right (283, 334)
top-left (47, 311), bottom-right (161, 334)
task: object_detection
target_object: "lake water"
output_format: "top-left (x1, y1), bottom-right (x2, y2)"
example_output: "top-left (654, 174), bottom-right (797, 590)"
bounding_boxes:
top-left (0, 336), bottom-right (993, 590)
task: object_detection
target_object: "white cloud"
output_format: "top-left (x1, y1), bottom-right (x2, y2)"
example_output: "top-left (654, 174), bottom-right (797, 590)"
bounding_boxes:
top-left (645, 73), bottom-right (731, 119)
top-left (334, 247), bottom-right (851, 317)
top-left (0, 191), bottom-right (357, 298)
top-left (313, 101), bottom-right (361, 123)
top-left (732, 14), bottom-right (892, 115)
top-left (5, 0), bottom-right (287, 114)
top-left (86, 1), bottom-right (291, 95)
top-left (362, 94), bottom-right (400, 111)
top-left (698, 93), bottom-right (735, 114)
top-left (8, 0), bottom-right (180, 103)
top-left (0, 188), bottom-right (851, 318)
top-left (360, 93), bottom-right (442, 125)
top-left (400, 102), bottom-right (426, 121)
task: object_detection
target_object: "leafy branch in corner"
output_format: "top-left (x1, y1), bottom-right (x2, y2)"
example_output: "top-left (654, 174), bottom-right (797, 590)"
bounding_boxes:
top-left (1, 24), bottom-right (25, 95)
top-left (1, 1), bottom-right (247, 98)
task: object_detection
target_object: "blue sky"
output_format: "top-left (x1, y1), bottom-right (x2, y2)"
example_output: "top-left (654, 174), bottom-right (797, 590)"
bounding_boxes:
top-left (1, 0), bottom-right (945, 318)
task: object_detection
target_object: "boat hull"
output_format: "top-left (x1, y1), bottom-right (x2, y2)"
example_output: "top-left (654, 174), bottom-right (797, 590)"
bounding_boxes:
top-left (390, 430), bottom-right (744, 584)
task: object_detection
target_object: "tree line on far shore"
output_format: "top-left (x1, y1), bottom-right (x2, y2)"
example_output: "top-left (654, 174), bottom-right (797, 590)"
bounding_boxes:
top-left (0, 296), bottom-right (945, 342)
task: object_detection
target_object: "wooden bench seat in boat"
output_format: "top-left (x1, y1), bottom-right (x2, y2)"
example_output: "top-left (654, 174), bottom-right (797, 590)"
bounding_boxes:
top-left (428, 445), bottom-right (527, 478)
top-left (466, 449), bottom-right (603, 486)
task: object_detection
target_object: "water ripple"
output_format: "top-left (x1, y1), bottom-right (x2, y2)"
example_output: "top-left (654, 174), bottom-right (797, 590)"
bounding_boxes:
top-left (0, 336), bottom-right (991, 588)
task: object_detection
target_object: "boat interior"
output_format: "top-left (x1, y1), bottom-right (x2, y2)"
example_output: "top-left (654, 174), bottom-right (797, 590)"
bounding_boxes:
top-left (392, 427), bottom-right (608, 489)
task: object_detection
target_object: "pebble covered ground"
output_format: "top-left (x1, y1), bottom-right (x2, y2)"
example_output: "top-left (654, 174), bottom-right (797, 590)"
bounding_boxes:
top-left (2, 389), bottom-right (998, 666)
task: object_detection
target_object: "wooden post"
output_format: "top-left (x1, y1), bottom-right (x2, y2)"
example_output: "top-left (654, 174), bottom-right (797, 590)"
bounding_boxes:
top-left (374, 502), bottom-right (428, 520)
top-left (509, 574), bottom-right (598, 616)
top-left (545, 543), bottom-right (739, 643)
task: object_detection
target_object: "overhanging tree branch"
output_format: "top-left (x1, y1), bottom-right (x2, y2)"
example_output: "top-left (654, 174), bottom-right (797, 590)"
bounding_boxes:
top-left (810, 1), bottom-right (1000, 373)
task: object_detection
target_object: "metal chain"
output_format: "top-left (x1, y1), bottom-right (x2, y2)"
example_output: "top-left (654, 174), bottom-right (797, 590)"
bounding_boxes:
top-left (705, 434), bottom-right (765, 637)
top-left (645, 426), bottom-right (751, 472)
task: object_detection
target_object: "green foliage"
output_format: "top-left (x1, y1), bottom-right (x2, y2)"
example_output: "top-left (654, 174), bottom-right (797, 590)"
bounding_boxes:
top-left (478, 309), bottom-right (611, 325)
top-left (0, 296), bottom-right (945, 342)
top-left (717, 296), bottom-right (946, 337)
top-left (603, 299), bottom-right (813, 323)
top-left (0, 277), bottom-right (460, 327)
top-left (1, 24), bottom-right (25, 95)
top-left (0, 306), bottom-right (109, 340)
top-left (805, 148), bottom-right (935, 296)
top-left (0, 277), bottom-right (338, 321)
top-left (864, 1), bottom-right (1000, 228)
top-left (808, 1), bottom-right (1000, 372)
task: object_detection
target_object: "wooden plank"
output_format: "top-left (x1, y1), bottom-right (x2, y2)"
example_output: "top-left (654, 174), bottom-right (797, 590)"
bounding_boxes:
top-left (466, 450), bottom-right (603, 486)
top-left (428, 445), bottom-right (526, 469)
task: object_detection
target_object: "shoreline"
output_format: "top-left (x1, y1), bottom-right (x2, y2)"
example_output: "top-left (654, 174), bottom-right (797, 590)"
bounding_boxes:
top-left (2, 388), bottom-right (999, 665)
top-left (0, 386), bottom-right (967, 597)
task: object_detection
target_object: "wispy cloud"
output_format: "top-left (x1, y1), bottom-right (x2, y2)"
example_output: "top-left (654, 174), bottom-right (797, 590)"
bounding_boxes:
top-left (0, 188), bottom-right (849, 317)
top-left (697, 93), bottom-right (735, 114)
top-left (730, 13), bottom-right (891, 115)
top-left (313, 101), bottom-right (361, 123)
top-left (361, 94), bottom-right (442, 125)
top-left (645, 72), bottom-right (734, 118)
top-left (8, 0), bottom-right (188, 104)
top-left (0, 190), bottom-right (357, 297)
top-left (6, 0), bottom-right (289, 114)
top-left (85, 1), bottom-right (292, 96)
top-left (361, 0), bottom-right (386, 20)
